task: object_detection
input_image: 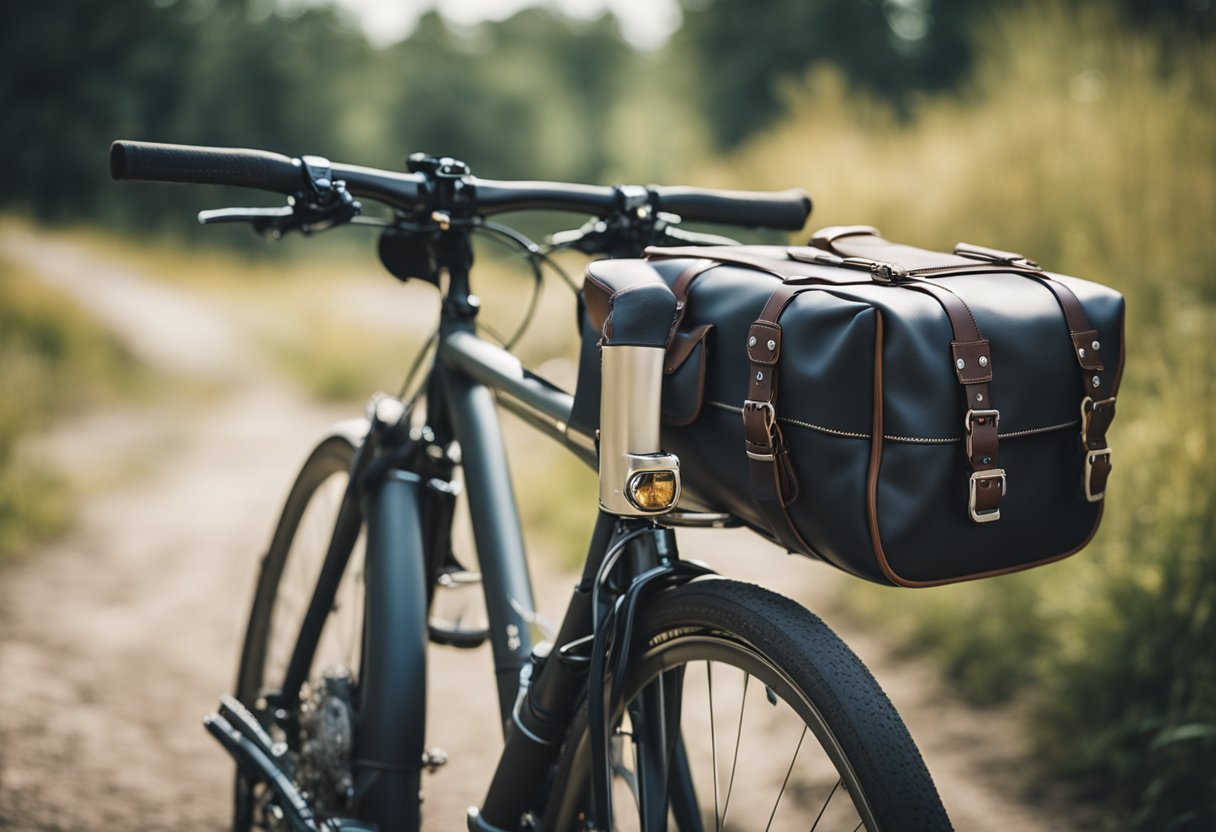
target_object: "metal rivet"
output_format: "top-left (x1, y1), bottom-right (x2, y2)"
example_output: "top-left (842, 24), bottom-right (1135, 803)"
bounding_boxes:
top-left (976, 393), bottom-right (984, 402)
top-left (981, 456), bottom-right (992, 465)
top-left (756, 371), bottom-right (764, 381)
top-left (1078, 348), bottom-right (1086, 358)
top-left (978, 355), bottom-right (989, 367)
top-left (956, 358), bottom-right (966, 370)
top-left (1091, 375), bottom-right (1101, 388)
top-left (748, 336), bottom-right (757, 347)
top-left (1092, 340), bottom-right (1100, 351)
top-left (767, 339), bottom-right (777, 351)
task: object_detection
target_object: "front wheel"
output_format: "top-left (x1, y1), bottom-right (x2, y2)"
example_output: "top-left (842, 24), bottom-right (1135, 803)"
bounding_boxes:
top-left (544, 579), bottom-right (951, 831)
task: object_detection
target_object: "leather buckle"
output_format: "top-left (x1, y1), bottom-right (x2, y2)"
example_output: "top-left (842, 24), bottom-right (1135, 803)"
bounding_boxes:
top-left (968, 469), bottom-right (1007, 523)
top-left (1084, 448), bottom-right (1112, 502)
top-left (963, 408), bottom-right (1000, 460)
top-left (1079, 395), bottom-right (1116, 446)
top-left (742, 400), bottom-right (777, 462)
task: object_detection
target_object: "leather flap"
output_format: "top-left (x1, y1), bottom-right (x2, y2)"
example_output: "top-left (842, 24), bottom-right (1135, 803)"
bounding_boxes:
top-left (665, 323), bottom-right (712, 374)
top-left (662, 325), bottom-right (710, 426)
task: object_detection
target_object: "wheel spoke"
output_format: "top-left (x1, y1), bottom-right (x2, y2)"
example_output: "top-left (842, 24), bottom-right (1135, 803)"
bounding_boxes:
top-left (719, 671), bottom-right (748, 826)
top-left (764, 723), bottom-right (807, 832)
top-left (707, 661), bottom-right (720, 831)
top-left (810, 777), bottom-right (841, 831)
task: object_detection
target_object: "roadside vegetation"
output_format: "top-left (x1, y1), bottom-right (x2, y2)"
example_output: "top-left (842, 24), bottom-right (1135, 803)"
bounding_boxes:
top-left (722, 4), bottom-right (1215, 826)
top-left (0, 257), bottom-right (147, 560)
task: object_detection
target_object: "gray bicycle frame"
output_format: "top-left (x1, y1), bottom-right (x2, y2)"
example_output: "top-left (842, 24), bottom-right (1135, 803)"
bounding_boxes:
top-left (434, 325), bottom-right (595, 717)
top-left (321, 320), bottom-right (596, 827)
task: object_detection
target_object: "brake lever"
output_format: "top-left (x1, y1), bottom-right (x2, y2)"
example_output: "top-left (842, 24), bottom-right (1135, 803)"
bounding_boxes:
top-left (198, 205), bottom-right (295, 225)
top-left (657, 224), bottom-right (740, 247)
top-left (546, 217), bottom-right (606, 251)
top-left (197, 154), bottom-right (362, 239)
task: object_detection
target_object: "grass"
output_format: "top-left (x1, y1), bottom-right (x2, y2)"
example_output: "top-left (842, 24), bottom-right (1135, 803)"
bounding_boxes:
top-left (0, 256), bottom-right (147, 559)
top-left (715, 2), bottom-right (1215, 826)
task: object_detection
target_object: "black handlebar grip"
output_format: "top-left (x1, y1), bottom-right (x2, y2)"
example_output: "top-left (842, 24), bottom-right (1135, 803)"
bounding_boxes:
top-left (651, 186), bottom-right (811, 231)
top-left (110, 140), bottom-right (306, 194)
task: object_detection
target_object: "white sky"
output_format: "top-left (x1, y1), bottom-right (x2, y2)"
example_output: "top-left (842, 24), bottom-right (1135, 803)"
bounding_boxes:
top-left (319, 0), bottom-right (683, 50)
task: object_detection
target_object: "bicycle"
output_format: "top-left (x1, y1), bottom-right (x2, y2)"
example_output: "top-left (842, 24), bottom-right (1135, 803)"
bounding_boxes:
top-left (110, 140), bottom-right (952, 832)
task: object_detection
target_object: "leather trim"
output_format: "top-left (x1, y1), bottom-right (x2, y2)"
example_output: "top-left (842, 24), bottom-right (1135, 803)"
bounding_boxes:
top-left (582, 272), bottom-right (612, 338)
top-left (866, 311), bottom-right (896, 585)
top-left (871, 511), bottom-right (1103, 588)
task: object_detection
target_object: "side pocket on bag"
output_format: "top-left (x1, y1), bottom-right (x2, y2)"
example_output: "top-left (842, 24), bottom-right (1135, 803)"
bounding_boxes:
top-left (662, 323), bottom-right (712, 426)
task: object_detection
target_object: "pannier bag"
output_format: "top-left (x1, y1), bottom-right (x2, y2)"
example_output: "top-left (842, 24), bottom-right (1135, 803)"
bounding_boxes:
top-left (571, 226), bottom-right (1125, 587)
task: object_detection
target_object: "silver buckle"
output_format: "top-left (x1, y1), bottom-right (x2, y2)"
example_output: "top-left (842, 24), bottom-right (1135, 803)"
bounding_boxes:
top-left (968, 469), bottom-right (1007, 523)
top-left (742, 401), bottom-right (777, 462)
top-left (1079, 396), bottom-right (1116, 446)
top-left (963, 408), bottom-right (1000, 460)
top-left (1084, 448), bottom-right (1112, 502)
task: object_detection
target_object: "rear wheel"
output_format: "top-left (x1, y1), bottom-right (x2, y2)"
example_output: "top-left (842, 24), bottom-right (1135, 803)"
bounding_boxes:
top-left (544, 579), bottom-right (951, 831)
top-left (234, 436), bottom-right (369, 829)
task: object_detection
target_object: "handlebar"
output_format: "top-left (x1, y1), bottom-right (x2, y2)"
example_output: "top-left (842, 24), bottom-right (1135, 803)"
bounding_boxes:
top-left (111, 140), bottom-right (811, 231)
top-left (110, 141), bottom-right (307, 194)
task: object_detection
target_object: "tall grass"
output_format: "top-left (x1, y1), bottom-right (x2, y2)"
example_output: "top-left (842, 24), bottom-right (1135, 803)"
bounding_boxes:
top-left (0, 258), bottom-right (146, 558)
top-left (717, 2), bottom-right (1214, 826)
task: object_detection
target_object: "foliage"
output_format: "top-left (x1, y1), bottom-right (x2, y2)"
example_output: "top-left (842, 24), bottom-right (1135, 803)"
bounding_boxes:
top-left (673, 0), bottom-right (1215, 148)
top-left (0, 259), bottom-right (145, 558)
top-left (0, 0), bottom-right (675, 234)
top-left (4, 0), bottom-right (1212, 227)
top-left (722, 3), bottom-right (1215, 826)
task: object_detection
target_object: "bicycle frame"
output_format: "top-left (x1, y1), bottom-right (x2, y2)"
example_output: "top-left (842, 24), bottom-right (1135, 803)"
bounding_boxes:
top-left (274, 269), bottom-right (695, 830)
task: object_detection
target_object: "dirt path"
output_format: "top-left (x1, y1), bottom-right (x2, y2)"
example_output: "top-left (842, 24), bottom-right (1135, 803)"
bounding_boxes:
top-left (0, 230), bottom-right (1085, 830)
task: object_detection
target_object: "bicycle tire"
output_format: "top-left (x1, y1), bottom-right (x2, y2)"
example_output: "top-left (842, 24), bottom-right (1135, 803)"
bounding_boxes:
top-left (234, 435), bottom-right (373, 829)
top-left (543, 578), bottom-right (951, 831)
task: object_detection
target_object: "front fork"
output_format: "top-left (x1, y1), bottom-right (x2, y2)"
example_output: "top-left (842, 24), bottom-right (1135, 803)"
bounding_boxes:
top-left (472, 333), bottom-right (699, 831)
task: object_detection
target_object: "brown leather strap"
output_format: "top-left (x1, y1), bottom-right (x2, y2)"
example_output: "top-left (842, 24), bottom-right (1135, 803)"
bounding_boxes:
top-left (806, 230), bottom-right (1008, 518)
top-left (815, 226), bottom-right (1111, 509)
top-left (899, 279), bottom-right (1004, 520)
top-left (741, 282), bottom-right (832, 553)
top-left (955, 237), bottom-right (1115, 500)
top-left (1018, 274), bottom-right (1115, 500)
top-left (669, 259), bottom-right (718, 334)
top-left (648, 246), bottom-right (870, 287)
